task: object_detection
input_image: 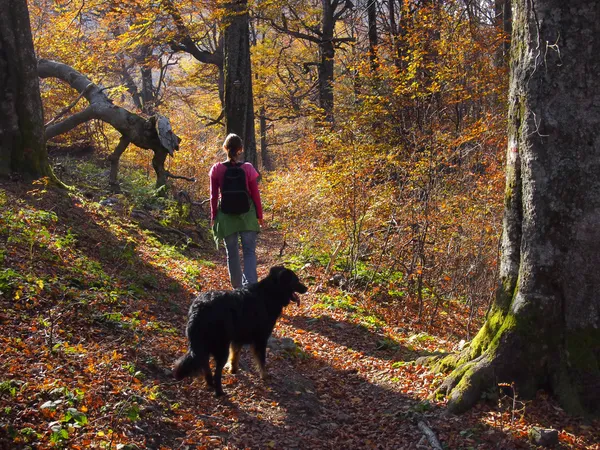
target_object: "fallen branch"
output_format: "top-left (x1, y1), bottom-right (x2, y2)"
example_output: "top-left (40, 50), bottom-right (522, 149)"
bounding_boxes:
top-left (37, 59), bottom-right (181, 188)
top-left (417, 421), bottom-right (443, 450)
top-left (165, 171), bottom-right (196, 182)
top-left (44, 82), bottom-right (94, 127)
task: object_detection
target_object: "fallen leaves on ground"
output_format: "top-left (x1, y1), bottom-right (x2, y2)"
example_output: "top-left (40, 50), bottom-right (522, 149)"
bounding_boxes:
top-left (0, 181), bottom-right (598, 449)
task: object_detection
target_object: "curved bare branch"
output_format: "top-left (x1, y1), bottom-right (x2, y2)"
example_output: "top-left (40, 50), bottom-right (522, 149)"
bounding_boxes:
top-left (38, 58), bottom-right (179, 154)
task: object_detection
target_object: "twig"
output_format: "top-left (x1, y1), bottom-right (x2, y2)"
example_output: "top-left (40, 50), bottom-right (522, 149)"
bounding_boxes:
top-left (325, 241), bottom-right (344, 274)
top-left (165, 170), bottom-right (196, 182)
top-left (417, 421), bottom-right (443, 450)
top-left (44, 83), bottom-right (94, 127)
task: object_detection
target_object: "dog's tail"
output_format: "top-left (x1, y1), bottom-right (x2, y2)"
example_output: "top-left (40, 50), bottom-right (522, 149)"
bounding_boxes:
top-left (173, 350), bottom-right (203, 380)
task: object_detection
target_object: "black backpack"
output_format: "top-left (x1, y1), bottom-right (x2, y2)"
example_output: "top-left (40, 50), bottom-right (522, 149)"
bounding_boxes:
top-left (220, 162), bottom-right (251, 214)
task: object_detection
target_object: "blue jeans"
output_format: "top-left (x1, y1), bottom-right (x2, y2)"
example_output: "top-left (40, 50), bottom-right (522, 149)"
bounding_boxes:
top-left (224, 231), bottom-right (258, 288)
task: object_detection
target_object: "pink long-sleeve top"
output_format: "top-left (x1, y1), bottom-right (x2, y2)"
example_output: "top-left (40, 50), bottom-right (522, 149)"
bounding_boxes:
top-left (209, 162), bottom-right (263, 221)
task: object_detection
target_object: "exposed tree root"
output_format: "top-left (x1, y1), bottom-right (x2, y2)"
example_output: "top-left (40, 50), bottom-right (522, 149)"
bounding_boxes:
top-left (437, 352), bottom-right (495, 414)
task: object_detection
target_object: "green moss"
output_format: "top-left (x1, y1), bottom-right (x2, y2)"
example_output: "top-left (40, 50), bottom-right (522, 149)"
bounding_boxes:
top-left (469, 274), bottom-right (519, 357)
top-left (469, 306), bottom-right (508, 357)
top-left (432, 353), bottom-right (460, 373)
top-left (504, 183), bottom-right (513, 208)
top-left (567, 328), bottom-right (600, 373)
top-left (553, 366), bottom-right (586, 417)
top-left (447, 361), bottom-right (488, 414)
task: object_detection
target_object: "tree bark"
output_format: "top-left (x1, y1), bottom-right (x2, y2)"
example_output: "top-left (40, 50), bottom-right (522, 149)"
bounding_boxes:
top-left (436, 0), bottom-right (600, 417)
top-left (495, 0), bottom-right (512, 65)
top-left (319, 0), bottom-right (336, 123)
top-left (0, 0), bottom-right (54, 180)
top-left (108, 136), bottom-right (131, 191)
top-left (367, 0), bottom-right (379, 71)
top-left (223, 0), bottom-right (257, 167)
top-left (259, 106), bottom-right (273, 171)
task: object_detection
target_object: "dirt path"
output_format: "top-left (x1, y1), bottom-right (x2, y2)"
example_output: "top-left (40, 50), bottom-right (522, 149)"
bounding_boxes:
top-left (165, 228), bottom-right (439, 449)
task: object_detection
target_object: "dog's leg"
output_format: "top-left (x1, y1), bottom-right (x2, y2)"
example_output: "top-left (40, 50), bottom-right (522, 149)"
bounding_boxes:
top-left (200, 356), bottom-right (213, 387)
top-left (251, 340), bottom-right (268, 380)
top-left (213, 346), bottom-right (229, 397)
top-left (225, 343), bottom-right (242, 374)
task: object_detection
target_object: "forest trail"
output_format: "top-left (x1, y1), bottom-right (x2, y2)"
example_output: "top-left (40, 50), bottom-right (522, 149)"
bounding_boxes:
top-left (160, 228), bottom-right (483, 449)
top-left (1, 179), bottom-right (597, 449)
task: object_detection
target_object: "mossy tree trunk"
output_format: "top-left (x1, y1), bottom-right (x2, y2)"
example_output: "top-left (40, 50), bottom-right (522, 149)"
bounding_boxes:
top-left (223, 0), bottom-right (257, 167)
top-left (437, 0), bottom-right (600, 416)
top-left (0, 0), bottom-right (55, 181)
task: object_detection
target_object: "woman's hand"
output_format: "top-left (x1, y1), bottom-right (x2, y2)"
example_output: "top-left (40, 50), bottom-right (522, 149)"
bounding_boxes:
top-left (258, 218), bottom-right (264, 228)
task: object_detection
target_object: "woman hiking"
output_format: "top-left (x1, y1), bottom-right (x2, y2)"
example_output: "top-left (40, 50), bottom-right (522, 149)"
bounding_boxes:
top-left (209, 133), bottom-right (264, 288)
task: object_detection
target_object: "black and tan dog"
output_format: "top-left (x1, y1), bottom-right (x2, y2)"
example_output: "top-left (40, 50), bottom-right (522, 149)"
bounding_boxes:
top-left (173, 266), bottom-right (308, 396)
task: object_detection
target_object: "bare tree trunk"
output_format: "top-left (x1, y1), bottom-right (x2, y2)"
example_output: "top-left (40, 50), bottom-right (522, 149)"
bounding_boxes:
top-left (319, 0), bottom-right (336, 123)
top-left (367, 0), bottom-right (379, 71)
top-left (259, 106), bottom-right (273, 171)
top-left (141, 65), bottom-right (156, 115)
top-left (436, 0), bottom-right (600, 417)
top-left (0, 0), bottom-right (55, 181)
top-left (152, 149), bottom-right (169, 190)
top-left (495, 0), bottom-right (512, 65)
top-left (387, 0), bottom-right (405, 68)
top-left (223, 0), bottom-right (257, 167)
top-left (108, 136), bottom-right (131, 191)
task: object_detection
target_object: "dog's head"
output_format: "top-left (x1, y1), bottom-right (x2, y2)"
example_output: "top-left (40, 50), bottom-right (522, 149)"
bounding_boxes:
top-left (269, 265), bottom-right (308, 306)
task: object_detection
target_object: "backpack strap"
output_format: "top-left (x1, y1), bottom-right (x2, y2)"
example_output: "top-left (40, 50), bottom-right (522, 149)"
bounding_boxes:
top-left (223, 161), bottom-right (243, 167)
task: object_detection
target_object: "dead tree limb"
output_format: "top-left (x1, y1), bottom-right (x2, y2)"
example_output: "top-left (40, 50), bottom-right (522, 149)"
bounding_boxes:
top-left (417, 421), bottom-right (443, 450)
top-left (37, 58), bottom-right (183, 189)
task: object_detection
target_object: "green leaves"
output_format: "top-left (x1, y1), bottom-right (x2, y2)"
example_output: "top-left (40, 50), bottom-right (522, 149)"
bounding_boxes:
top-left (63, 407), bottom-right (89, 427)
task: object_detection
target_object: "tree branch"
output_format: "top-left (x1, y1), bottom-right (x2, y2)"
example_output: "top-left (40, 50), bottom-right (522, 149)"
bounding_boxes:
top-left (165, 171), bottom-right (196, 182)
top-left (417, 421), bottom-right (443, 450)
top-left (333, 0), bottom-right (355, 21)
top-left (265, 18), bottom-right (321, 43)
top-left (45, 106), bottom-right (96, 139)
top-left (38, 58), bottom-right (179, 154)
top-left (162, 0), bottom-right (223, 67)
top-left (287, 8), bottom-right (322, 37)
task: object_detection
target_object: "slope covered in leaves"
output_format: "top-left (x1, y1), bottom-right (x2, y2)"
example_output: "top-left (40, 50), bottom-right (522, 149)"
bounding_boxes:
top-left (0, 160), bottom-right (598, 449)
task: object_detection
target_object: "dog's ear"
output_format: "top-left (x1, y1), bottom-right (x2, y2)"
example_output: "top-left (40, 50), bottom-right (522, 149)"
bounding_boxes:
top-left (269, 265), bottom-right (286, 277)
top-left (278, 268), bottom-right (295, 285)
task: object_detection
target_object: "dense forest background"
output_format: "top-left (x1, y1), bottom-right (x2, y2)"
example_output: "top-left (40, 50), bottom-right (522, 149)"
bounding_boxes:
top-left (34, 0), bottom-right (508, 328)
top-left (3, 0), bottom-right (599, 448)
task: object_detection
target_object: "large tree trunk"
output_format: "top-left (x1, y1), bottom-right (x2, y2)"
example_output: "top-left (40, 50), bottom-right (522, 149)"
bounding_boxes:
top-left (436, 0), bottom-right (600, 416)
top-left (319, 0), bottom-right (336, 124)
top-left (223, 0), bottom-right (257, 167)
top-left (0, 0), bottom-right (54, 180)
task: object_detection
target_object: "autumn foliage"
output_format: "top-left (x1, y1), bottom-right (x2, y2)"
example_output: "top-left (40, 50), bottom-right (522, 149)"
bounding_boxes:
top-left (1, 0), bottom-right (599, 448)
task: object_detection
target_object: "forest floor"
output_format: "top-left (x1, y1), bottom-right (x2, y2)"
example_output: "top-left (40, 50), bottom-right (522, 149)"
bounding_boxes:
top-left (1, 157), bottom-right (599, 449)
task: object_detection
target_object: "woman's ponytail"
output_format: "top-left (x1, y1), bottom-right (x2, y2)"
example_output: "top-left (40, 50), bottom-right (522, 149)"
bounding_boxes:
top-left (223, 134), bottom-right (243, 162)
